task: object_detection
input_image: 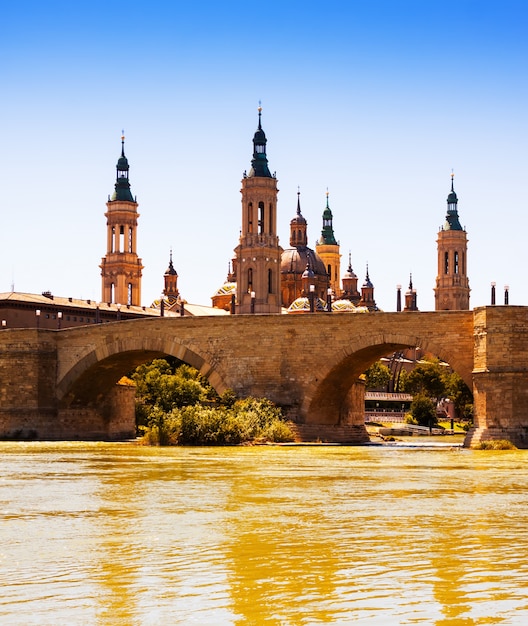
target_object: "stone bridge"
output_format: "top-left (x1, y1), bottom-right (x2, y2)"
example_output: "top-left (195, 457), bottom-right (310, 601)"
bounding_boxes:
top-left (1, 306), bottom-right (528, 447)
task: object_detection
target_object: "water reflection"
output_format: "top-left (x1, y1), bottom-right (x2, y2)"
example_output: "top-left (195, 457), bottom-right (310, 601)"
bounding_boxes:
top-left (0, 443), bottom-right (527, 624)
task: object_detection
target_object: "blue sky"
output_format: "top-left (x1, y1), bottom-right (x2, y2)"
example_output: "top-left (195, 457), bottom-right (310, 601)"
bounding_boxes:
top-left (1, 1), bottom-right (527, 311)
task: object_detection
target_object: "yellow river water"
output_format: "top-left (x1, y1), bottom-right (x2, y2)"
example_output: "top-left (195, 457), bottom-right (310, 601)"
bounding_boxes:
top-left (0, 441), bottom-right (527, 625)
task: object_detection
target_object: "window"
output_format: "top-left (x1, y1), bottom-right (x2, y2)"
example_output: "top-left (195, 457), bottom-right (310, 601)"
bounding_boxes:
top-left (248, 203), bottom-right (253, 233)
top-left (258, 202), bottom-right (265, 234)
top-left (444, 252), bottom-right (449, 274)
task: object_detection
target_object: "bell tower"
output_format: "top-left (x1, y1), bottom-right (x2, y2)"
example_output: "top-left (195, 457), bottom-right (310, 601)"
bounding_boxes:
top-left (235, 106), bottom-right (282, 313)
top-left (315, 191), bottom-right (341, 296)
top-left (434, 173), bottom-right (470, 310)
top-left (100, 134), bottom-right (143, 306)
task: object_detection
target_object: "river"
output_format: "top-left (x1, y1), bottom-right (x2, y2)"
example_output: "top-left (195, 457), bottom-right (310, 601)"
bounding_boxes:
top-left (1, 441), bottom-right (527, 625)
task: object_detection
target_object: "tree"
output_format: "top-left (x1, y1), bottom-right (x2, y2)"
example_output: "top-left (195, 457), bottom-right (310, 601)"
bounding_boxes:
top-left (364, 361), bottom-right (391, 390)
top-left (409, 394), bottom-right (437, 427)
top-left (400, 358), bottom-right (446, 403)
top-left (132, 359), bottom-right (210, 427)
top-left (443, 371), bottom-right (473, 420)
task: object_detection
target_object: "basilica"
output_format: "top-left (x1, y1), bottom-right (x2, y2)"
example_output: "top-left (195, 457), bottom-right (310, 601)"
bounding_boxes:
top-left (0, 110), bottom-right (470, 329)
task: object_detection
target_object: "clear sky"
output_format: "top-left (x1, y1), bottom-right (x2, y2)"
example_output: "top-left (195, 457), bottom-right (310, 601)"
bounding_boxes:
top-left (1, 0), bottom-right (527, 312)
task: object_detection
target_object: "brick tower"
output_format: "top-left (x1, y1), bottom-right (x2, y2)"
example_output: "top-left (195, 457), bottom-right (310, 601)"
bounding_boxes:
top-left (234, 107), bottom-right (282, 313)
top-left (100, 135), bottom-right (143, 306)
top-left (434, 174), bottom-right (470, 310)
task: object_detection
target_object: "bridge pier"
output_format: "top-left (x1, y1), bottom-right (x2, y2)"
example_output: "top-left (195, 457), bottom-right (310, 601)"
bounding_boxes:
top-left (465, 370), bottom-right (528, 448)
top-left (465, 306), bottom-right (528, 448)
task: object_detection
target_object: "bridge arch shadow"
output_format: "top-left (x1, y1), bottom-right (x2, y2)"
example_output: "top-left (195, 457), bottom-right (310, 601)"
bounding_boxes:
top-left (304, 334), bottom-right (473, 425)
top-left (57, 336), bottom-right (229, 409)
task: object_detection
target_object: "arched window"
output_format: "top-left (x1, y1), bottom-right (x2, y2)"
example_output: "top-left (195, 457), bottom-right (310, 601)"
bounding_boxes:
top-left (127, 283), bottom-right (133, 305)
top-left (454, 251), bottom-right (459, 274)
top-left (258, 201), bottom-right (265, 234)
top-left (268, 269), bottom-right (273, 294)
top-left (248, 203), bottom-right (253, 233)
top-left (248, 268), bottom-right (253, 291)
top-left (444, 251), bottom-right (449, 274)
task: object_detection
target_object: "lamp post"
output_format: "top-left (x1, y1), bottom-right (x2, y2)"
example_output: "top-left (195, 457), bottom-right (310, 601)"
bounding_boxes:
top-left (396, 284), bottom-right (402, 312)
top-left (117, 303), bottom-right (121, 321)
top-left (309, 284), bottom-right (315, 313)
top-left (160, 296), bottom-right (165, 317)
top-left (230, 293), bottom-right (236, 315)
top-left (504, 285), bottom-right (509, 305)
top-left (491, 282), bottom-right (496, 305)
top-left (96, 304), bottom-right (101, 324)
top-left (326, 288), bottom-right (332, 312)
top-left (250, 291), bottom-right (256, 314)
top-left (36, 309), bottom-right (41, 329)
top-left (57, 311), bottom-right (62, 329)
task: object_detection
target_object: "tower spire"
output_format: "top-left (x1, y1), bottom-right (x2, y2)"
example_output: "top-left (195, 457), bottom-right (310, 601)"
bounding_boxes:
top-left (445, 170), bottom-right (462, 230)
top-left (249, 103), bottom-right (272, 178)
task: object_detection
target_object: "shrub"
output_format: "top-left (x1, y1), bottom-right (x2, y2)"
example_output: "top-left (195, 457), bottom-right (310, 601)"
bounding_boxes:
top-left (476, 439), bottom-right (517, 450)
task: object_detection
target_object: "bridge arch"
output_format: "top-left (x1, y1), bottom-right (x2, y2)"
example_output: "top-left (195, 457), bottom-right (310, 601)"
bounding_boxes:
top-left (304, 331), bottom-right (473, 425)
top-left (57, 334), bottom-right (229, 409)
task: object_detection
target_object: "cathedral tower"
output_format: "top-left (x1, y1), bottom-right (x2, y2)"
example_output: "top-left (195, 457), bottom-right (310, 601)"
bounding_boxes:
top-left (315, 191), bottom-right (341, 296)
top-left (100, 135), bottom-right (143, 305)
top-left (235, 107), bottom-right (282, 313)
top-left (434, 174), bottom-right (470, 310)
top-left (163, 250), bottom-right (179, 303)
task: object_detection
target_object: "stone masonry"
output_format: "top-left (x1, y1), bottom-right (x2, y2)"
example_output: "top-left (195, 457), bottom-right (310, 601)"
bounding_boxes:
top-left (1, 307), bottom-right (527, 446)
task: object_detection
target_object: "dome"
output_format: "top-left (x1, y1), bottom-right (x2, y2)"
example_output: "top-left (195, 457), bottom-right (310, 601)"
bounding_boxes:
top-left (332, 299), bottom-right (369, 313)
top-left (343, 265), bottom-right (357, 280)
top-left (290, 213), bottom-right (307, 226)
top-left (117, 155), bottom-right (129, 171)
top-left (281, 247), bottom-right (327, 277)
top-left (212, 282), bottom-right (236, 297)
top-left (287, 296), bottom-right (326, 313)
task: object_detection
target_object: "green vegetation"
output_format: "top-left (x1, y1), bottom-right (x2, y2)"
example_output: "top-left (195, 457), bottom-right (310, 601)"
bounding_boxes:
top-left (404, 394), bottom-right (437, 427)
top-left (129, 358), bottom-right (294, 446)
top-left (476, 439), bottom-right (517, 450)
top-left (399, 357), bottom-right (474, 426)
top-left (364, 361), bottom-right (391, 390)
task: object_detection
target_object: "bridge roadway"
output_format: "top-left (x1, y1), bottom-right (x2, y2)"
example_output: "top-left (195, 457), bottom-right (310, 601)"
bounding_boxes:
top-left (1, 306), bottom-right (528, 447)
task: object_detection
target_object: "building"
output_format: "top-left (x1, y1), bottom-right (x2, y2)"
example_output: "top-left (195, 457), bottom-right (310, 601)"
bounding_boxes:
top-left (100, 135), bottom-right (143, 306)
top-left (0, 291), bottom-right (169, 330)
top-left (217, 107), bottom-right (377, 314)
top-left (281, 190), bottom-right (329, 308)
top-left (233, 106), bottom-right (283, 314)
top-left (434, 174), bottom-right (470, 310)
top-left (315, 191), bottom-right (341, 296)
